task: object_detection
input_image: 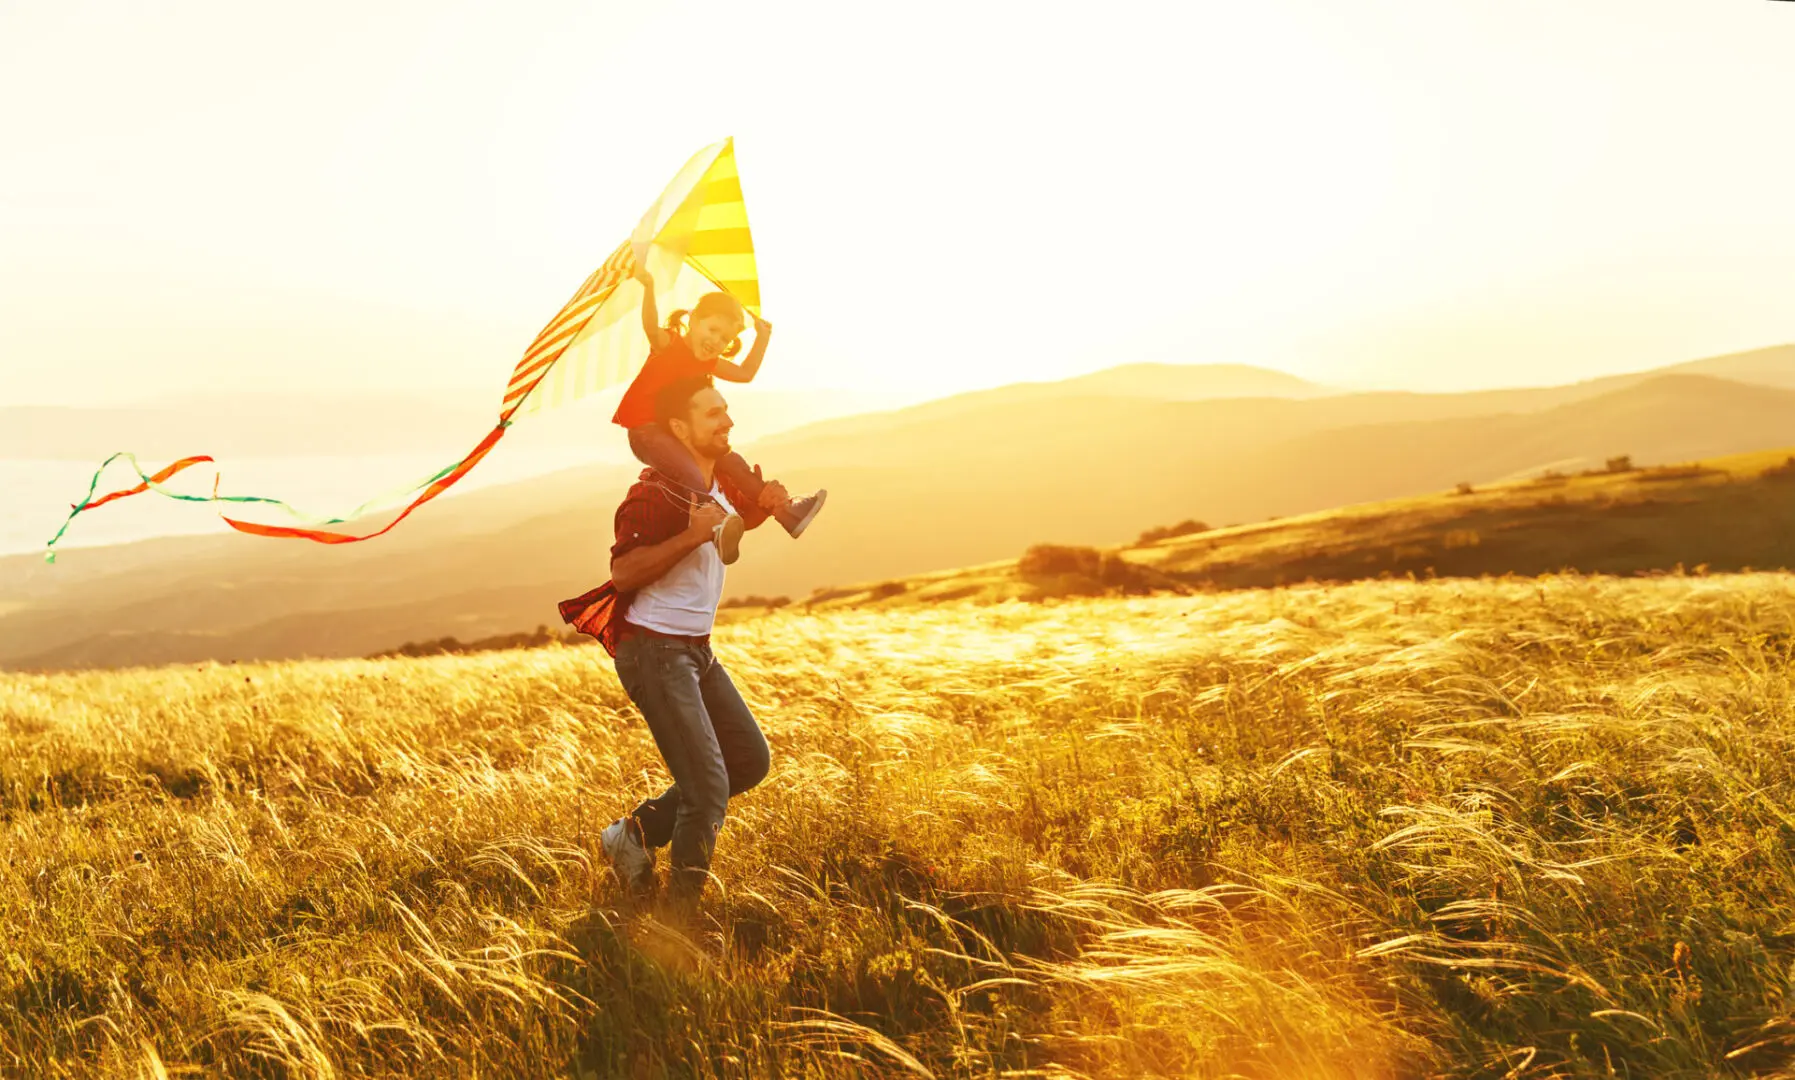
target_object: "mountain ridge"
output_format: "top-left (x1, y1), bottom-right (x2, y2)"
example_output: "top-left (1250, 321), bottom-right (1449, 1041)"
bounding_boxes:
top-left (9, 347), bottom-right (1795, 669)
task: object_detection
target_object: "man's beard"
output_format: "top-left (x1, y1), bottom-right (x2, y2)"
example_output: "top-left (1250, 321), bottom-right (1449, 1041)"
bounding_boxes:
top-left (698, 432), bottom-right (731, 459)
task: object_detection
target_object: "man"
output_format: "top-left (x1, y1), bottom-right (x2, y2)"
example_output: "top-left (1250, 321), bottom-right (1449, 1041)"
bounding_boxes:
top-left (558, 375), bottom-right (787, 905)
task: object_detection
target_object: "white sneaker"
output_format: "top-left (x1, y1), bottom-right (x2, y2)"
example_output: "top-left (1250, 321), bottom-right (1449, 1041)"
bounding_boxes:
top-left (600, 817), bottom-right (654, 893)
top-left (713, 513), bottom-right (745, 565)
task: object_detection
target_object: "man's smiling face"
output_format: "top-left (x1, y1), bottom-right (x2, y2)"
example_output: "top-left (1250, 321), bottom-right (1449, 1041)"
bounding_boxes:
top-left (673, 385), bottom-right (734, 460)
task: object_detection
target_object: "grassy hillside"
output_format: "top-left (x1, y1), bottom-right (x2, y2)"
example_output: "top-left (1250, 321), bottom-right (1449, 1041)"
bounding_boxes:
top-left (795, 445), bottom-right (1795, 611)
top-left (1130, 446), bottom-right (1795, 589)
top-left (13, 365), bottom-right (1795, 670)
top-left (10, 577), bottom-right (1795, 1075)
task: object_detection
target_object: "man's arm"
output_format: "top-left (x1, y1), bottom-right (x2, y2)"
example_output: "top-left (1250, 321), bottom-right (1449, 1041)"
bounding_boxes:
top-left (610, 503), bottom-right (725, 591)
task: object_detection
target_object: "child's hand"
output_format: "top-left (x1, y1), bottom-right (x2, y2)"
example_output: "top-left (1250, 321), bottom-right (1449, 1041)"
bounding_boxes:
top-left (751, 313), bottom-right (771, 336)
top-left (757, 481), bottom-right (789, 511)
top-left (631, 265), bottom-right (654, 288)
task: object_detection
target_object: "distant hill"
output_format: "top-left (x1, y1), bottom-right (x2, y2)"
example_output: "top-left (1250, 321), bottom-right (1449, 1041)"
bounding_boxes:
top-left (10, 353), bottom-right (1795, 670)
top-left (1034, 362), bottom-right (1329, 400)
top-left (0, 386), bottom-right (895, 461)
top-left (753, 363), bottom-right (1330, 447)
top-left (1658, 343), bottom-right (1795, 390)
top-left (759, 344), bottom-right (1795, 450)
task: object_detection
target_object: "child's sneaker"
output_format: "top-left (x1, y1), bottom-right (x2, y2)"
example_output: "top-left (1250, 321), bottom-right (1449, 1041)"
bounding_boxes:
top-left (601, 817), bottom-right (655, 894)
top-left (776, 490), bottom-right (828, 539)
top-left (713, 513), bottom-right (745, 565)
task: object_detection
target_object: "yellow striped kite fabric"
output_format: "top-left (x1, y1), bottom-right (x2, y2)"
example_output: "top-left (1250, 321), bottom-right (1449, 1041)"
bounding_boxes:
top-left (507, 138), bottom-right (760, 417)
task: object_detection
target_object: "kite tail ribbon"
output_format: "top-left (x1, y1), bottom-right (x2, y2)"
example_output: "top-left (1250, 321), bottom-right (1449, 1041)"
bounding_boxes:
top-left (41, 422), bottom-right (509, 563)
top-left (222, 421), bottom-right (508, 544)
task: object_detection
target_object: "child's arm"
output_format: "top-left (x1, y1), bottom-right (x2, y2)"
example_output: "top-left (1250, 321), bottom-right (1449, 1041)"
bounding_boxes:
top-left (631, 267), bottom-right (671, 353)
top-left (713, 314), bottom-right (771, 383)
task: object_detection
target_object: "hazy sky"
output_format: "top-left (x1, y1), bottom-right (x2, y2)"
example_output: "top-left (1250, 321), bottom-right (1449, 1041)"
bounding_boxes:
top-left (3, 0), bottom-right (1792, 408)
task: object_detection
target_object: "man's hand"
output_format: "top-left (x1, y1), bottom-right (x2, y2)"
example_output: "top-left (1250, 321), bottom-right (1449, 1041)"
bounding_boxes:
top-left (685, 501), bottom-right (728, 543)
top-left (757, 480), bottom-right (789, 511)
top-left (612, 500), bottom-right (726, 592)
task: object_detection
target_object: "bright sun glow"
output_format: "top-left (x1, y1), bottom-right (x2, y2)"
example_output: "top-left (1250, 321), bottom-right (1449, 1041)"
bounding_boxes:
top-left (3, 0), bottom-right (1793, 408)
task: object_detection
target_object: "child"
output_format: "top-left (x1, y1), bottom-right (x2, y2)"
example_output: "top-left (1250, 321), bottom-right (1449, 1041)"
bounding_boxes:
top-left (612, 266), bottom-right (825, 563)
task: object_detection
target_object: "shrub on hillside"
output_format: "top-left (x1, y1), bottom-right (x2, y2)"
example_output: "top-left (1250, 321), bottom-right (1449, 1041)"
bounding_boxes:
top-left (721, 595), bottom-right (791, 609)
top-left (804, 581), bottom-right (908, 608)
top-left (806, 584), bottom-right (855, 608)
top-left (1135, 519), bottom-right (1210, 546)
top-left (1641, 464), bottom-right (1721, 482)
top-left (1019, 544), bottom-right (1188, 597)
top-left (371, 624), bottom-right (576, 659)
top-left (1019, 544), bottom-right (1108, 579)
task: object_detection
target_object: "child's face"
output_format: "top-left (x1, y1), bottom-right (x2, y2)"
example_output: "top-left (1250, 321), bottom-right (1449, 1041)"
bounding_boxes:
top-left (688, 312), bottom-right (744, 361)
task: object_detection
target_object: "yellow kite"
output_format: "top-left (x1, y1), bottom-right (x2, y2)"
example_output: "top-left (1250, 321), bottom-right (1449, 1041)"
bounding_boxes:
top-left (46, 138), bottom-right (760, 560)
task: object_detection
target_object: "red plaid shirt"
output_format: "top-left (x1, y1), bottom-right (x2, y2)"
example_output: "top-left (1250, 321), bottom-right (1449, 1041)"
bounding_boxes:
top-left (558, 467), bottom-right (770, 656)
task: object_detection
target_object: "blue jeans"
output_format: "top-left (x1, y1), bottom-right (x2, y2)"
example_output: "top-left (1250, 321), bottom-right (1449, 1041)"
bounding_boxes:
top-left (613, 632), bottom-right (771, 898)
top-left (627, 424), bottom-right (765, 504)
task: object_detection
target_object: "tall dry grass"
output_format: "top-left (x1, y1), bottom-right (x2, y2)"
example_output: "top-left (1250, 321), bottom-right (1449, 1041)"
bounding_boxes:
top-left (6, 573), bottom-right (1795, 1077)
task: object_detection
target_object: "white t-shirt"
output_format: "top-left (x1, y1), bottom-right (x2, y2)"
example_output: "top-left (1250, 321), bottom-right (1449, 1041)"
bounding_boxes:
top-left (625, 482), bottom-right (734, 636)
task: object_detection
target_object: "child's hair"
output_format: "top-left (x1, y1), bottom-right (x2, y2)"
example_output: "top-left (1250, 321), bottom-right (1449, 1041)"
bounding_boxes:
top-left (666, 292), bottom-right (745, 360)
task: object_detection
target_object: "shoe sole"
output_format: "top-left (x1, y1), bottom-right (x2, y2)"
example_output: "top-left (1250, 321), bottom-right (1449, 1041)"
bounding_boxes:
top-left (602, 823), bottom-right (655, 893)
top-left (714, 514), bottom-right (745, 565)
top-left (787, 489), bottom-right (827, 539)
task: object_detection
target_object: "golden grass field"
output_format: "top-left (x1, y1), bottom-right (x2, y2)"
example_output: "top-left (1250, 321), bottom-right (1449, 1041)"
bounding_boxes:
top-left (8, 574), bottom-right (1795, 1077)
